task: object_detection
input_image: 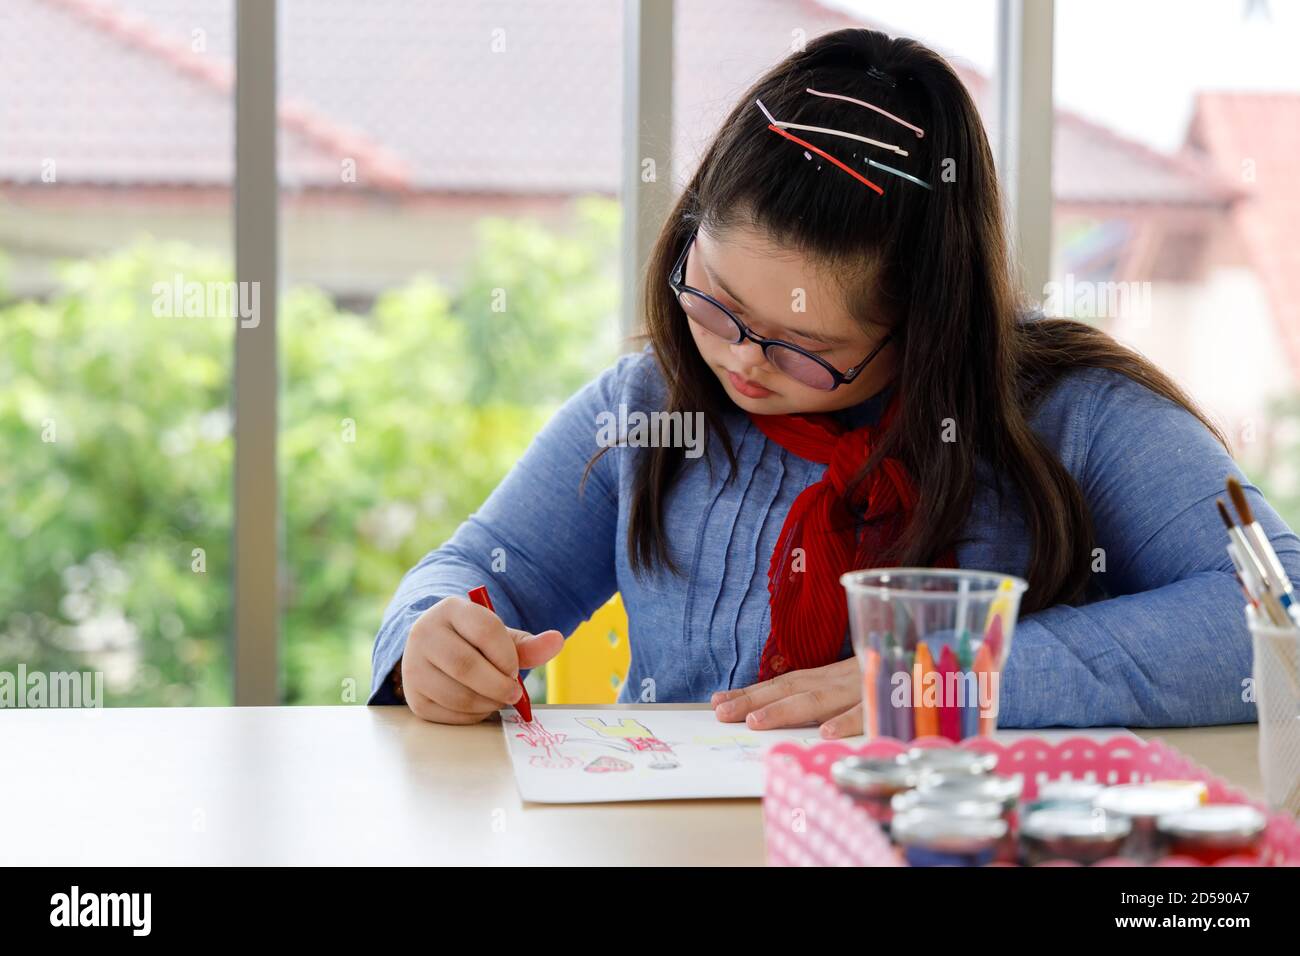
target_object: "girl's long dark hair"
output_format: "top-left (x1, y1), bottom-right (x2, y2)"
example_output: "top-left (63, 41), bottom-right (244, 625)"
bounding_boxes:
top-left (626, 28), bottom-right (1225, 614)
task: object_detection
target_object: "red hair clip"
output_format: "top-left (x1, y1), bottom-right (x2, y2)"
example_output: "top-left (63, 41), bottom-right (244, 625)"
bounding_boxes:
top-left (755, 98), bottom-right (883, 195)
top-left (754, 98), bottom-right (932, 192)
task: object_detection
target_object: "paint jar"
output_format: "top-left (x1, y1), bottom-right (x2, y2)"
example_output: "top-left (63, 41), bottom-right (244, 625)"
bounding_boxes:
top-left (891, 808), bottom-right (1007, 866)
top-left (1094, 783), bottom-right (1206, 862)
top-left (830, 755), bottom-right (920, 825)
top-left (1033, 779), bottom-right (1105, 806)
top-left (1023, 779), bottom-right (1107, 815)
top-left (1156, 804), bottom-right (1268, 863)
top-left (909, 773), bottom-right (1023, 862)
top-left (919, 773), bottom-right (1023, 812)
top-left (890, 788), bottom-right (1004, 820)
top-left (891, 782), bottom-right (1007, 860)
top-left (1145, 779), bottom-right (1209, 803)
top-left (1019, 807), bottom-right (1132, 865)
top-left (904, 746), bottom-right (998, 777)
top-left (841, 569), bottom-right (1027, 743)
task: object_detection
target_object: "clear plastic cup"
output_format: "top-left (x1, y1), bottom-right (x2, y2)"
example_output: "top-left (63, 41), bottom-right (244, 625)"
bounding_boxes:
top-left (1247, 607), bottom-right (1300, 816)
top-left (840, 569), bottom-right (1028, 743)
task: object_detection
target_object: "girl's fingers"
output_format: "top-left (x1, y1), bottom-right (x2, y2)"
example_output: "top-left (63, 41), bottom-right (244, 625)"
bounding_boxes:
top-left (819, 702), bottom-right (864, 739)
top-left (716, 660), bottom-right (861, 724)
top-left (713, 674), bottom-right (800, 721)
top-left (429, 629), bottom-right (524, 704)
top-left (743, 688), bottom-right (837, 730)
top-left (403, 683), bottom-right (486, 725)
top-left (514, 629), bottom-right (565, 669)
top-left (403, 653), bottom-right (501, 717)
top-left (425, 666), bottom-right (510, 716)
top-left (450, 600), bottom-right (523, 676)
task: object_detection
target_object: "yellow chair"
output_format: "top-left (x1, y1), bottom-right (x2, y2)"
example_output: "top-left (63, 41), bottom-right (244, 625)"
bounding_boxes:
top-left (545, 594), bottom-right (630, 704)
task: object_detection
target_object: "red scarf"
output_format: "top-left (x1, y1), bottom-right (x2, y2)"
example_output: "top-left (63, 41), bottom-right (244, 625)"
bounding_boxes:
top-left (748, 397), bottom-right (955, 681)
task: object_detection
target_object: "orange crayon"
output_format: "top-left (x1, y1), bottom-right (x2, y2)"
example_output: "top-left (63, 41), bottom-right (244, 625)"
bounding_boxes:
top-left (863, 647), bottom-right (881, 738)
top-left (973, 641), bottom-right (996, 737)
top-left (912, 641), bottom-right (940, 738)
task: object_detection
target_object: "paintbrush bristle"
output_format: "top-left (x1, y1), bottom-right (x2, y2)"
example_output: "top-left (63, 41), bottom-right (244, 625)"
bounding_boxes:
top-left (1227, 476), bottom-right (1255, 526)
top-left (1216, 499), bottom-right (1236, 530)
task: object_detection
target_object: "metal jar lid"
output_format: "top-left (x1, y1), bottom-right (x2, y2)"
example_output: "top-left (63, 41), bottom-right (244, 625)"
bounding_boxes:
top-left (891, 808), bottom-right (1008, 850)
top-left (1156, 805), bottom-right (1268, 845)
top-left (904, 747), bottom-right (999, 776)
top-left (918, 773), bottom-right (1023, 810)
top-left (1094, 783), bottom-right (1204, 819)
top-left (830, 755), bottom-right (919, 798)
top-left (891, 787), bottom-right (1004, 820)
top-left (1021, 807), bottom-right (1132, 843)
top-left (1036, 780), bottom-right (1106, 804)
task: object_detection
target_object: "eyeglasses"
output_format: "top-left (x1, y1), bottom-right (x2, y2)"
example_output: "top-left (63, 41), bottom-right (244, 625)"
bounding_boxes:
top-left (668, 230), bottom-right (893, 392)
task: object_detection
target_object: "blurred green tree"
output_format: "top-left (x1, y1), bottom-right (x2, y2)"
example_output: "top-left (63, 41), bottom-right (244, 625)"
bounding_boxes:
top-left (0, 196), bottom-right (619, 705)
top-left (1256, 395), bottom-right (1300, 545)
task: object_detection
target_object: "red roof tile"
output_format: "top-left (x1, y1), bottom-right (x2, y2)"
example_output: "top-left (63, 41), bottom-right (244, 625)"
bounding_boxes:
top-left (1, 0), bottom-right (412, 190)
top-left (1185, 90), bottom-right (1300, 376)
top-left (0, 0), bottom-right (1244, 211)
top-left (1054, 107), bottom-right (1239, 206)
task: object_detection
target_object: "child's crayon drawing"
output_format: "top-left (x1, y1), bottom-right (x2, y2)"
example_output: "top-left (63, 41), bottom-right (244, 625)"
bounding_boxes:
top-left (509, 714), bottom-right (682, 771)
top-left (576, 716), bottom-right (681, 769)
top-left (511, 716), bottom-right (581, 769)
top-left (501, 708), bottom-right (859, 803)
top-left (584, 756), bottom-right (634, 773)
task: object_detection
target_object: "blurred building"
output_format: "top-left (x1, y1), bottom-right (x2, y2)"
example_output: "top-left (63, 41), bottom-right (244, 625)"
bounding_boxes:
top-left (2, 0), bottom-right (1295, 448)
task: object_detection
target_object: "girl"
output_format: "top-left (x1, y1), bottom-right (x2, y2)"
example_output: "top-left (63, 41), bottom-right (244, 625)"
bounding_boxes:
top-left (370, 28), bottom-right (1299, 735)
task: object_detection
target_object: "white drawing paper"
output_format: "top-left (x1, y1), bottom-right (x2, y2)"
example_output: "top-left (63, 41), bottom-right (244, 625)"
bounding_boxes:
top-left (500, 707), bottom-right (861, 803)
top-left (499, 708), bottom-right (1139, 804)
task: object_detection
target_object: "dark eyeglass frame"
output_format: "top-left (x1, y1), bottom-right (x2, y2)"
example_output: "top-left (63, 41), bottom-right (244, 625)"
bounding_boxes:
top-left (667, 230), bottom-right (893, 391)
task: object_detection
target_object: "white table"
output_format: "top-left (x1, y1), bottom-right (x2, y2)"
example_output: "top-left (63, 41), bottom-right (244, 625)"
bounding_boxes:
top-left (0, 704), bottom-right (1263, 865)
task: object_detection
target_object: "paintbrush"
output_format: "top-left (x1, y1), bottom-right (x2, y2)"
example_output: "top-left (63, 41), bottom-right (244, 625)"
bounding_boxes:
top-left (1225, 541), bottom-right (1258, 610)
top-left (1227, 477), bottom-right (1295, 615)
top-left (1217, 498), bottom-right (1289, 626)
top-left (1218, 501), bottom-right (1257, 608)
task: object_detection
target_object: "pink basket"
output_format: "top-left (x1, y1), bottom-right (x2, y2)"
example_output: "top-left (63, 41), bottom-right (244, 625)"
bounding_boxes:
top-left (764, 735), bottom-right (1300, 867)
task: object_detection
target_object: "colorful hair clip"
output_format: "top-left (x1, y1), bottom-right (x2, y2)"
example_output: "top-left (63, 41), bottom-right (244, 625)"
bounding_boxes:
top-left (770, 120), bottom-right (908, 157)
top-left (755, 99), bottom-right (930, 191)
top-left (866, 158), bottom-right (932, 191)
top-left (755, 99), bottom-right (884, 195)
top-left (766, 123), bottom-right (885, 195)
top-left (806, 87), bottom-right (925, 139)
top-left (757, 97), bottom-right (907, 157)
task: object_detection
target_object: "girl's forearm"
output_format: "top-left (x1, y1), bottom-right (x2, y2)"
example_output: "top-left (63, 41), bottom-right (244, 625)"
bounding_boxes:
top-left (999, 569), bottom-right (1259, 728)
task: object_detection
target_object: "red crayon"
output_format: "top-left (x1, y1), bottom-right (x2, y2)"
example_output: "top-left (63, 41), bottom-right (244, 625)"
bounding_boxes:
top-left (937, 644), bottom-right (961, 742)
top-left (467, 585), bottom-right (533, 722)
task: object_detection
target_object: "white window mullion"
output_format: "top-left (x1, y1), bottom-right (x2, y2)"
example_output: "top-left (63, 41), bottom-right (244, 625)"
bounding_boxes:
top-left (621, 0), bottom-right (674, 340)
top-left (997, 0), bottom-right (1055, 305)
top-left (233, 0), bottom-right (279, 705)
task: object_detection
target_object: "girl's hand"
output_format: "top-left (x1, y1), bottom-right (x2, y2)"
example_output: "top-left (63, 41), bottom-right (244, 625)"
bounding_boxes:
top-left (711, 658), bottom-right (864, 739)
top-left (400, 596), bottom-right (564, 724)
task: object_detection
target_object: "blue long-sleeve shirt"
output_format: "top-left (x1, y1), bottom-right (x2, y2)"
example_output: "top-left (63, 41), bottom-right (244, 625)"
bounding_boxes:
top-left (369, 348), bottom-right (1300, 727)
